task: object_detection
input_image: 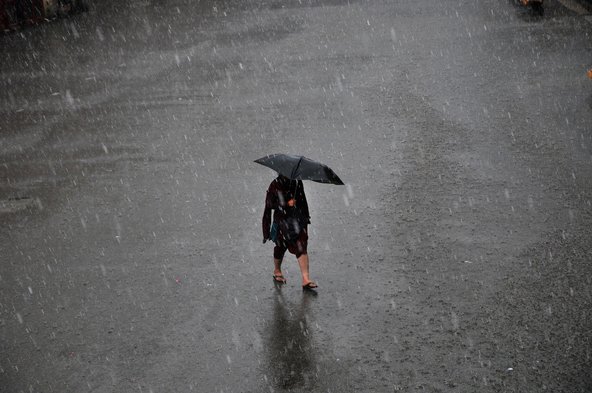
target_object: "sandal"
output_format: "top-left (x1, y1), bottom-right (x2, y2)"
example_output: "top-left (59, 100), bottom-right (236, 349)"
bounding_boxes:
top-left (273, 274), bottom-right (287, 284)
top-left (302, 282), bottom-right (318, 291)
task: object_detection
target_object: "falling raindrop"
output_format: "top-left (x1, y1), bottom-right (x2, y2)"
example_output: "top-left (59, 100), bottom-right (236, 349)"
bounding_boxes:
top-left (65, 90), bottom-right (75, 106)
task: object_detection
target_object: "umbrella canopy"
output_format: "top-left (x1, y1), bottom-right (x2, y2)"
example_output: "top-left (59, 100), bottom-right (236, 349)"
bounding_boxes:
top-left (254, 154), bottom-right (344, 185)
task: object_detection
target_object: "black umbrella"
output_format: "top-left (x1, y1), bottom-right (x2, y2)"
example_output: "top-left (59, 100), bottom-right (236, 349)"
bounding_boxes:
top-left (254, 154), bottom-right (344, 185)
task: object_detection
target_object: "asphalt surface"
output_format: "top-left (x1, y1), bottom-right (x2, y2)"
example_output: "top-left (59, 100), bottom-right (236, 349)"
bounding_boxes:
top-left (1, 0), bottom-right (592, 392)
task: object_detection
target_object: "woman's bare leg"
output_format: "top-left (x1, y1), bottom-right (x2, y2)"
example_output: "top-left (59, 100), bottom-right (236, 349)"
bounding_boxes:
top-left (273, 258), bottom-right (287, 283)
top-left (297, 253), bottom-right (316, 287)
top-left (273, 258), bottom-right (283, 276)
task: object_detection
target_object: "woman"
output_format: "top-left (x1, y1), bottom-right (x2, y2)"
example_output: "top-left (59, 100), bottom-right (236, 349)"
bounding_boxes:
top-left (262, 174), bottom-right (317, 290)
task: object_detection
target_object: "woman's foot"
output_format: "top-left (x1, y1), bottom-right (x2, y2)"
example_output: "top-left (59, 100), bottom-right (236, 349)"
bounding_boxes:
top-left (273, 273), bottom-right (287, 284)
top-left (302, 281), bottom-right (318, 290)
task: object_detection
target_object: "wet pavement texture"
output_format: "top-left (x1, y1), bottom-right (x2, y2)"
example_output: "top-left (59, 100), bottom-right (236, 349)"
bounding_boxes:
top-left (1, 0), bottom-right (592, 392)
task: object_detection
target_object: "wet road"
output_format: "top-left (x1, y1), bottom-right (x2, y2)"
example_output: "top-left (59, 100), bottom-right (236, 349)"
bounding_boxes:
top-left (2, 0), bottom-right (592, 392)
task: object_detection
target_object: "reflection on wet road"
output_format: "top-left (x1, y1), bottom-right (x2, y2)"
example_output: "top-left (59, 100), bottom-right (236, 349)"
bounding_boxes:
top-left (265, 289), bottom-right (318, 390)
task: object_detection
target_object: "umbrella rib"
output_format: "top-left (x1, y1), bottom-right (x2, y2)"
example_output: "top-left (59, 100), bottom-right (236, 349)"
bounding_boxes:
top-left (291, 156), bottom-right (303, 179)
